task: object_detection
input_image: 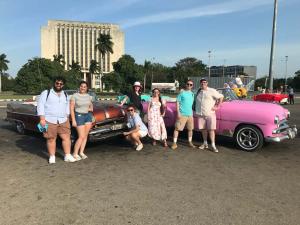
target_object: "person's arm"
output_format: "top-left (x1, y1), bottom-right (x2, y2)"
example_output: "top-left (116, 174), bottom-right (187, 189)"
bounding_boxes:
top-left (124, 124), bottom-right (140, 135)
top-left (88, 96), bottom-right (93, 112)
top-left (66, 94), bottom-right (70, 116)
top-left (120, 96), bottom-right (129, 106)
top-left (37, 91), bottom-right (47, 127)
top-left (70, 96), bottom-right (77, 127)
top-left (162, 100), bottom-right (167, 117)
top-left (212, 91), bottom-right (224, 111)
top-left (147, 99), bottom-right (151, 114)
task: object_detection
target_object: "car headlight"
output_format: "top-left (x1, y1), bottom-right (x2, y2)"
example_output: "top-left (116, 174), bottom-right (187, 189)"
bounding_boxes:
top-left (274, 115), bottom-right (280, 125)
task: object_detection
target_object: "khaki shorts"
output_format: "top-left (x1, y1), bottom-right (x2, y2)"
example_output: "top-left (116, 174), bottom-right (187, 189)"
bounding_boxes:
top-left (175, 116), bottom-right (194, 131)
top-left (43, 120), bottom-right (71, 139)
top-left (196, 114), bottom-right (217, 130)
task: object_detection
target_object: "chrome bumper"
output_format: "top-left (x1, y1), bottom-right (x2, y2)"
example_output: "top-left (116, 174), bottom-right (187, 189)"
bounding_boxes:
top-left (265, 125), bottom-right (297, 142)
top-left (88, 123), bottom-right (126, 142)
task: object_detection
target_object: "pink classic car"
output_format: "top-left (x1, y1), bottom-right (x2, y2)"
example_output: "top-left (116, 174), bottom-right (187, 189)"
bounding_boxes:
top-left (143, 89), bottom-right (297, 151)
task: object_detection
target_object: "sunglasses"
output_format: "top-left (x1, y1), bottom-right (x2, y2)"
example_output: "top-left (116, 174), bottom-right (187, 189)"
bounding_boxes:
top-left (127, 109), bottom-right (134, 112)
top-left (201, 82), bottom-right (207, 84)
top-left (55, 82), bottom-right (64, 85)
top-left (186, 83), bottom-right (193, 86)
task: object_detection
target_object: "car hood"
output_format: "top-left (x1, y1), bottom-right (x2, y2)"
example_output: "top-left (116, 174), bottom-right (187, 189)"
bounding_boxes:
top-left (220, 100), bottom-right (289, 123)
top-left (92, 102), bottom-right (125, 122)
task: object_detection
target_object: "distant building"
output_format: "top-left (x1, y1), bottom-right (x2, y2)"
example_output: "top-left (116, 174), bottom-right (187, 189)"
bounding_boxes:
top-left (41, 20), bottom-right (124, 88)
top-left (210, 65), bottom-right (257, 79)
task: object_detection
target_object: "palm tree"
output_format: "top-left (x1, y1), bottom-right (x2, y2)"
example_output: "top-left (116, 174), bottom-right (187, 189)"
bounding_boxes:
top-left (69, 60), bottom-right (81, 72)
top-left (143, 60), bottom-right (151, 90)
top-left (53, 54), bottom-right (65, 67)
top-left (89, 60), bottom-right (100, 86)
top-left (95, 33), bottom-right (114, 91)
top-left (0, 53), bottom-right (9, 92)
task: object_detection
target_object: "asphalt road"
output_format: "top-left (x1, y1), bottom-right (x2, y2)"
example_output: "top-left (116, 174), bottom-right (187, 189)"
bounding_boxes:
top-left (0, 103), bottom-right (299, 225)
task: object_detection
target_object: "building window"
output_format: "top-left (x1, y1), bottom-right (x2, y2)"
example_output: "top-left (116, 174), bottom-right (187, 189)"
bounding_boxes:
top-left (62, 28), bottom-right (65, 60)
top-left (81, 29), bottom-right (83, 67)
top-left (76, 29), bottom-right (78, 62)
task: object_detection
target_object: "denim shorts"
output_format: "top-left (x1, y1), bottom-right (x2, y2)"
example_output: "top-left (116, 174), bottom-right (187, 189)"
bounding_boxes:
top-left (75, 112), bottom-right (93, 126)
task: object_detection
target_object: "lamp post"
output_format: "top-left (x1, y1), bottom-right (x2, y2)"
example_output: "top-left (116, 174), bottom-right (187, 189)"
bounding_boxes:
top-left (151, 57), bottom-right (155, 89)
top-left (285, 55), bottom-right (288, 92)
top-left (268, 0), bottom-right (278, 92)
top-left (208, 50), bottom-right (211, 78)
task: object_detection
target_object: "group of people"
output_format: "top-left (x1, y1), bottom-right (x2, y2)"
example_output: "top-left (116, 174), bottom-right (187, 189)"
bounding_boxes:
top-left (37, 77), bottom-right (93, 164)
top-left (120, 79), bottom-right (224, 153)
top-left (37, 77), bottom-right (224, 164)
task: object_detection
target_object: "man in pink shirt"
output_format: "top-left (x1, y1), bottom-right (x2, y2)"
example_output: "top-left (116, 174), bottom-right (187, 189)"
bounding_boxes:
top-left (194, 78), bottom-right (223, 152)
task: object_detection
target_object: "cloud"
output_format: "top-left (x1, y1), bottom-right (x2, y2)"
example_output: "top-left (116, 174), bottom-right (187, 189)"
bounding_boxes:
top-left (121, 0), bottom-right (272, 28)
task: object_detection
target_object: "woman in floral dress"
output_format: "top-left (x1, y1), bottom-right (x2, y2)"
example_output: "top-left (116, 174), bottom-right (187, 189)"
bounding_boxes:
top-left (147, 88), bottom-right (168, 147)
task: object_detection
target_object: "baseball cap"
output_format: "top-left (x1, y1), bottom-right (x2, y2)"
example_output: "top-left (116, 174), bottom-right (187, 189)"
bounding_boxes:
top-left (133, 81), bottom-right (142, 87)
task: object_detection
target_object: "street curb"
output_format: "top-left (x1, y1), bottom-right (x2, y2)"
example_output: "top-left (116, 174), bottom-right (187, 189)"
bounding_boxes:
top-left (98, 98), bottom-right (117, 101)
top-left (0, 99), bottom-right (27, 102)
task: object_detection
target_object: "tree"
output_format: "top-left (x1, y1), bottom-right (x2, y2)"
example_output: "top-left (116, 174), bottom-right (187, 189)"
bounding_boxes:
top-left (0, 73), bottom-right (15, 91)
top-left (95, 33), bottom-right (114, 91)
top-left (69, 60), bottom-right (81, 72)
top-left (0, 53), bottom-right (9, 92)
top-left (15, 58), bottom-right (65, 94)
top-left (53, 54), bottom-right (65, 67)
top-left (89, 60), bottom-right (100, 88)
top-left (112, 54), bottom-right (144, 93)
top-left (174, 57), bottom-right (207, 86)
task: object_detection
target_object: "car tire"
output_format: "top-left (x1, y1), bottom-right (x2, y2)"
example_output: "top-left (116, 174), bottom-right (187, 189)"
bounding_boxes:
top-left (16, 122), bottom-right (25, 134)
top-left (234, 125), bottom-right (264, 152)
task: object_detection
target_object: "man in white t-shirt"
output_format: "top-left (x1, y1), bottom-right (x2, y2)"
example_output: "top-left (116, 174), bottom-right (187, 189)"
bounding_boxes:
top-left (194, 78), bottom-right (223, 152)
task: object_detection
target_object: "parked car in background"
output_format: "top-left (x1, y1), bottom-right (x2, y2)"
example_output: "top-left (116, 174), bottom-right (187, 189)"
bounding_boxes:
top-left (253, 93), bottom-right (289, 104)
top-left (142, 89), bottom-right (297, 151)
top-left (6, 90), bottom-right (127, 142)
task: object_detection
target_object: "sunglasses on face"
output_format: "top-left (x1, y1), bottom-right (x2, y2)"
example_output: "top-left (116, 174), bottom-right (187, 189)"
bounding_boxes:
top-left (201, 82), bottom-right (207, 84)
top-left (186, 83), bottom-right (193, 86)
top-left (127, 109), bottom-right (134, 112)
top-left (55, 82), bottom-right (64, 86)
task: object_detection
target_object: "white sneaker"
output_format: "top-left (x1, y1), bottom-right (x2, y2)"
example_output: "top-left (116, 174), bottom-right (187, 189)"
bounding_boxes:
top-left (73, 154), bottom-right (82, 161)
top-left (198, 143), bottom-right (209, 150)
top-left (136, 144), bottom-right (143, 151)
top-left (79, 153), bottom-right (88, 160)
top-left (212, 146), bottom-right (219, 153)
top-left (64, 154), bottom-right (76, 162)
top-left (49, 155), bottom-right (55, 164)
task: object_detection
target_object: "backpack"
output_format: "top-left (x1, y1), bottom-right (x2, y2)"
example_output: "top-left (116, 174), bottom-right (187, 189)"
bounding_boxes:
top-left (46, 89), bottom-right (68, 102)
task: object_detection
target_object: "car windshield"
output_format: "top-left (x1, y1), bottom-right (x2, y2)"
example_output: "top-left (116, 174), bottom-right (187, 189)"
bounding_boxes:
top-left (217, 88), bottom-right (239, 101)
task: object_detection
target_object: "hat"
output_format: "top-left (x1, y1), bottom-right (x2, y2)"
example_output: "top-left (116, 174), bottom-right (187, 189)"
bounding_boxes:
top-left (200, 78), bottom-right (207, 83)
top-left (133, 81), bottom-right (142, 87)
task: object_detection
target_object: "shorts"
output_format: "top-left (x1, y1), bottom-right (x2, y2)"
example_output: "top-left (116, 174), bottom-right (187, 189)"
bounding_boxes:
top-left (196, 114), bottom-right (216, 130)
top-left (43, 120), bottom-right (71, 139)
top-left (139, 130), bottom-right (148, 138)
top-left (175, 116), bottom-right (194, 131)
top-left (75, 112), bottom-right (93, 126)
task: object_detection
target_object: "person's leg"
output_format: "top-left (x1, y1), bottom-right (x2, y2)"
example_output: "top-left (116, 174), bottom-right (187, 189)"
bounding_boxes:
top-left (171, 117), bottom-right (186, 149)
top-left (79, 123), bottom-right (92, 155)
top-left (292, 96), bottom-right (295, 104)
top-left (73, 125), bottom-right (86, 156)
top-left (60, 133), bottom-right (71, 155)
top-left (201, 130), bottom-right (208, 144)
top-left (187, 117), bottom-right (195, 148)
top-left (131, 132), bottom-right (142, 145)
top-left (47, 138), bottom-right (56, 156)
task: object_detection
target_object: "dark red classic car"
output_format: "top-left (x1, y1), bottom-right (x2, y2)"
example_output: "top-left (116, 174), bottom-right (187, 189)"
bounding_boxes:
top-left (253, 93), bottom-right (289, 104)
top-left (5, 91), bottom-right (127, 142)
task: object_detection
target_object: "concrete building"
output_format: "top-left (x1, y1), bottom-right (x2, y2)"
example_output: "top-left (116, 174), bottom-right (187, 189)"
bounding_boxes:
top-left (210, 65), bottom-right (257, 79)
top-left (41, 20), bottom-right (124, 88)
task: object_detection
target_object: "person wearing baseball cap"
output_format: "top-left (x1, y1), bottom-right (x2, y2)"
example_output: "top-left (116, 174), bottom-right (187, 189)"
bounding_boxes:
top-left (120, 81), bottom-right (143, 114)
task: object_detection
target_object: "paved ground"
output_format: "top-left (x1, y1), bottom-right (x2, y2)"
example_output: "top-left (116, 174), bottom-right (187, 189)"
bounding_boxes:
top-left (0, 102), bottom-right (299, 225)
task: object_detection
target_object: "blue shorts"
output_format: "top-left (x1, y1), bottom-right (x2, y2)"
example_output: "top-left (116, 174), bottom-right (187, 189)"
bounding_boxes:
top-left (75, 112), bottom-right (93, 126)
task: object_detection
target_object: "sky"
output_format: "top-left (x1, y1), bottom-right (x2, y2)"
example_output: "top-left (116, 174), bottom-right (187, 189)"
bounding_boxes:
top-left (0, 0), bottom-right (299, 78)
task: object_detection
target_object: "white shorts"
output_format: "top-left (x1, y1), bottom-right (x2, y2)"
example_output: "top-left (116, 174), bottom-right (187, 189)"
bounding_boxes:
top-left (139, 130), bottom-right (148, 138)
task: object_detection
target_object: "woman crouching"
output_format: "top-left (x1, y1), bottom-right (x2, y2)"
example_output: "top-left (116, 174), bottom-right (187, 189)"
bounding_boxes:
top-left (70, 81), bottom-right (93, 160)
top-left (123, 104), bottom-right (148, 151)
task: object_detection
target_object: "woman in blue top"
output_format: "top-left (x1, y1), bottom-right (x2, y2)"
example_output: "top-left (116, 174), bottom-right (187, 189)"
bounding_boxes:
top-left (123, 104), bottom-right (148, 151)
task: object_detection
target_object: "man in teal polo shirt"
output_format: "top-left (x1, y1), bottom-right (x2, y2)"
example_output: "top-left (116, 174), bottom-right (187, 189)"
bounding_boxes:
top-left (171, 79), bottom-right (196, 150)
